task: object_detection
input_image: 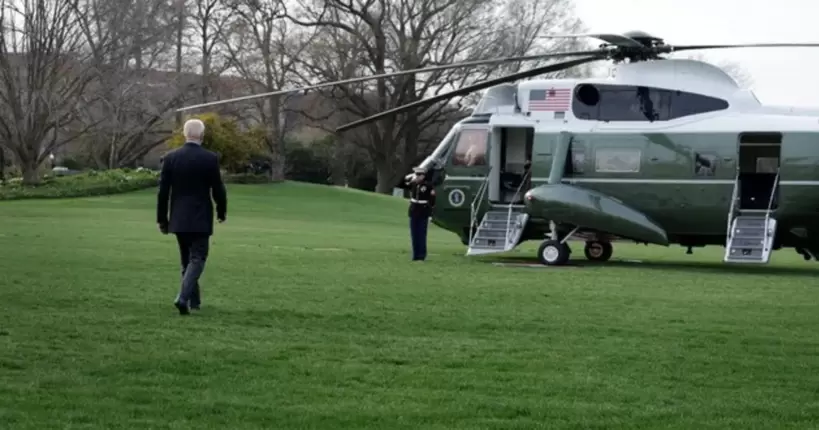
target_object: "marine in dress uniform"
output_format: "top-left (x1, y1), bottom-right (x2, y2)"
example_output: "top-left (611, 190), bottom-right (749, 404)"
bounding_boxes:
top-left (402, 168), bottom-right (436, 261)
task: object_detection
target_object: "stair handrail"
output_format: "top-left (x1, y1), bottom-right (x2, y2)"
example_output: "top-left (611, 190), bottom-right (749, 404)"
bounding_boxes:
top-left (468, 169), bottom-right (492, 247)
top-left (764, 167), bottom-right (780, 239)
top-left (726, 170), bottom-right (740, 240)
top-left (505, 168), bottom-right (532, 248)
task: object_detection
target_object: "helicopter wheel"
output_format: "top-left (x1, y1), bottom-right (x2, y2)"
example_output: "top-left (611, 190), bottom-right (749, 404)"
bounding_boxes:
top-left (584, 240), bottom-right (613, 262)
top-left (538, 240), bottom-right (571, 266)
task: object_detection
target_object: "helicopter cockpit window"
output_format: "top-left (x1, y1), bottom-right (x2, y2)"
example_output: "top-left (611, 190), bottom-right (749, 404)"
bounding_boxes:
top-left (451, 128), bottom-right (488, 167)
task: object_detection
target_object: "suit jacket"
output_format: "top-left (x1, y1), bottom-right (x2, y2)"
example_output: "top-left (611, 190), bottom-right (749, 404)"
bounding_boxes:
top-left (156, 142), bottom-right (227, 235)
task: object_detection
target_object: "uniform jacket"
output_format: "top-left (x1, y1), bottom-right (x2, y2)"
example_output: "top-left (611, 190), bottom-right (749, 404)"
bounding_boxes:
top-left (156, 142), bottom-right (227, 235)
top-left (400, 176), bottom-right (436, 218)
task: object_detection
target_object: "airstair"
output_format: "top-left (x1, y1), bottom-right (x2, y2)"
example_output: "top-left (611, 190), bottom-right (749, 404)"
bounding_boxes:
top-left (466, 170), bottom-right (530, 256)
top-left (723, 169), bottom-right (779, 264)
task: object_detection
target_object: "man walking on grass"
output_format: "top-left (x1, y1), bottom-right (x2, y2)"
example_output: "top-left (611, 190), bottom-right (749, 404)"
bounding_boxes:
top-left (156, 118), bottom-right (228, 315)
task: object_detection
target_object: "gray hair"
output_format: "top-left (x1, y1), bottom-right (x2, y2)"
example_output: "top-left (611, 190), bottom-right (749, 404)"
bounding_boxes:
top-left (183, 119), bottom-right (206, 143)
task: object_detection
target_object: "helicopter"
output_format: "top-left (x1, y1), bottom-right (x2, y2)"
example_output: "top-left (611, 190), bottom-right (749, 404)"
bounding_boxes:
top-left (177, 30), bottom-right (819, 266)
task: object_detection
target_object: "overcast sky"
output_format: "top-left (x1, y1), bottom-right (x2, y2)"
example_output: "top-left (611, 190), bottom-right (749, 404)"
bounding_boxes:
top-left (572, 0), bottom-right (819, 106)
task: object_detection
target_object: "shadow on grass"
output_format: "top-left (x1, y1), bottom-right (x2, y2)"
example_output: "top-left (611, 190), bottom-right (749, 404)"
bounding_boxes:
top-left (479, 255), bottom-right (819, 278)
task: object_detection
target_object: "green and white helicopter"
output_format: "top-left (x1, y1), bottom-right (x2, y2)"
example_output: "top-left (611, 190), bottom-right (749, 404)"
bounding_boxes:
top-left (179, 31), bottom-right (819, 266)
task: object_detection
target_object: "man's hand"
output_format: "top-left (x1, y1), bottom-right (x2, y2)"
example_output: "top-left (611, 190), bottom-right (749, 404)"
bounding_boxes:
top-left (158, 223), bottom-right (168, 234)
top-left (217, 216), bottom-right (226, 224)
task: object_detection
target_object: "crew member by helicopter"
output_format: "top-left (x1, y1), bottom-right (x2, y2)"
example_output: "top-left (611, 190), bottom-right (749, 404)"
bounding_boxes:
top-left (400, 167), bottom-right (436, 261)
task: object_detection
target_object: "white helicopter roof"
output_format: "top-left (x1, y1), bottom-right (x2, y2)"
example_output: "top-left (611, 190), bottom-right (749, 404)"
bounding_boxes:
top-left (470, 58), bottom-right (819, 132)
top-left (517, 58), bottom-right (761, 109)
top-left (614, 59), bottom-right (741, 99)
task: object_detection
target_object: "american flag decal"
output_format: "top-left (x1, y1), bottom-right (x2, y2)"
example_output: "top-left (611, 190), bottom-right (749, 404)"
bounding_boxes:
top-left (528, 88), bottom-right (572, 111)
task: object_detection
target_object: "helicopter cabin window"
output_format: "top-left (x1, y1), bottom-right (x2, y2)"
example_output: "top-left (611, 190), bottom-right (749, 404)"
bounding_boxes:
top-left (450, 128), bottom-right (488, 167)
top-left (572, 84), bottom-right (729, 121)
top-left (562, 148), bottom-right (586, 176)
top-left (594, 148), bottom-right (641, 173)
top-left (571, 150), bottom-right (586, 174)
top-left (755, 157), bottom-right (779, 173)
top-left (670, 90), bottom-right (729, 119)
top-left (694, 153), bottom-right (718, 177)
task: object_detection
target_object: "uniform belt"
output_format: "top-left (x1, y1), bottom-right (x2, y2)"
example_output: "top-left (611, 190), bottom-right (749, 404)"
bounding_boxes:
top-left (410, 199), bottom-right (428, 204)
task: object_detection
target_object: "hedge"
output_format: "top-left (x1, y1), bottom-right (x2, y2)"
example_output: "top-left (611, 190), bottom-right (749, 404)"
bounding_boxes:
top-left (0, 169), bottom-right (275, 201)
top-left (0, 168), bottom-right (161, 200)
top-left (223, 173), bottom-right (270, 184)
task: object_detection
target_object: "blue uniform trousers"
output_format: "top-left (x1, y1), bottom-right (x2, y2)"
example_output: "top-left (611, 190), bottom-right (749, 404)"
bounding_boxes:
top-left (409, 214), bottom-right (429, 260)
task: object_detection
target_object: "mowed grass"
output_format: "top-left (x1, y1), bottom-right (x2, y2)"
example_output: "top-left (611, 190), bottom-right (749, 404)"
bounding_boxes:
top-left (2, 182), bottom-right (819, 429)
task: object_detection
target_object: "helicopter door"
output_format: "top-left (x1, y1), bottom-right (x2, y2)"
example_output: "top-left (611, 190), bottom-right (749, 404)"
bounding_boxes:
top-left (497, 127), bottom-right (534, 204)
top-left (445, 124), bottom-right (492, 204)
top-left (737, 132), bottom-right (781, 210)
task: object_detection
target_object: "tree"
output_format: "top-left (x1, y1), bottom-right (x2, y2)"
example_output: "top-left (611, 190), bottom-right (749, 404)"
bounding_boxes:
top-left (0, 0), bottom-right (108, 184)
top-left (166, 112), bottom-right (264, 172)
top-left (189, 0), bottom-right (234, 102)
top-left (219, 0), bottom-right (321, 182)
top-left (73, 0), bottom-right (193, 169)
top-left (287, 0), bottom-right (591, 193)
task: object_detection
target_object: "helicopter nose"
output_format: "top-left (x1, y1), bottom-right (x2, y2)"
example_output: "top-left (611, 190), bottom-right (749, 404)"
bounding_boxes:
top-left (522, 190), bottom-right (536, 211)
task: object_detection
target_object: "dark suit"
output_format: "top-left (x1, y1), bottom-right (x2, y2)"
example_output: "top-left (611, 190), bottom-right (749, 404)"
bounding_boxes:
top-left (157, 142), bottom-right (227, 312)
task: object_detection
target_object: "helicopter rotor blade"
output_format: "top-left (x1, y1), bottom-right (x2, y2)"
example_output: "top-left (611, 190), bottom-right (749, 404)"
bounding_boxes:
top-left (174, 49), bottom-right (609, 113)
top-left (540, 33), bottom-right (646, 48)
top-left (671, 43), bottom-right (819, 53)
top-left (335, 55), bottom-right (604, 133)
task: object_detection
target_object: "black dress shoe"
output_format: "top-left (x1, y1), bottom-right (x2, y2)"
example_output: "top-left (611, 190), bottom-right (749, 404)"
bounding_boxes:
top-left (174, 301), bottom-right (190, 315)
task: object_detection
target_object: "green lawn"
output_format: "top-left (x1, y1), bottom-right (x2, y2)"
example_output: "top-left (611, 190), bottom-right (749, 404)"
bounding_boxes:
top-left (2, 182), bottom-right (819, 429)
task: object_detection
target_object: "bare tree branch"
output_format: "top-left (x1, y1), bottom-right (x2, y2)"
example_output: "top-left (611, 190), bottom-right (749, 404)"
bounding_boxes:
top-left (0, 0), bottom-right (117, 183)
top-left (218, 0), bottom-right (322, 181)
top-left (287, 0), bottom-right (594, 193)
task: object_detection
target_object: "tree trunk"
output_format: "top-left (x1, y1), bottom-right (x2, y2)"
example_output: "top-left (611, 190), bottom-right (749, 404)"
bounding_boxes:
top-left (263, 95), bottom-right (285, 182)
top-left (0, 149), bottom-right (5, 183)
top-left (21, 160), bottom-right (41, 185)
top-left (329, 139), bottom-right (347, 186)
top-left (174, 0), bottom-right (185, 128)
top-left (375, 164), bottom-right (395, 194)
top-left (269, 152), bottom-right (285, 182)
top-left (108, 138), bottom-right (118, 169)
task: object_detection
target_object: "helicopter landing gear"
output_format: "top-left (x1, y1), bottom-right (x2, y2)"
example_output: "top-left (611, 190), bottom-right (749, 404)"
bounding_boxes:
top-left (796, 247), bottom-right (814, 261)
top-left (537, 223), bottom-right (578, 266)
top-left (584, 240), bottom-right (613, 262)
top-left (538, 240), bottom-right (571, 266)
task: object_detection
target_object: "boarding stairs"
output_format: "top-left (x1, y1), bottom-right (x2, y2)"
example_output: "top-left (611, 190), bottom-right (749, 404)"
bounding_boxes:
top-left (466, 170), bottom-right (530, 256)
top-left (723, 169), bottom-right (779, 264)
